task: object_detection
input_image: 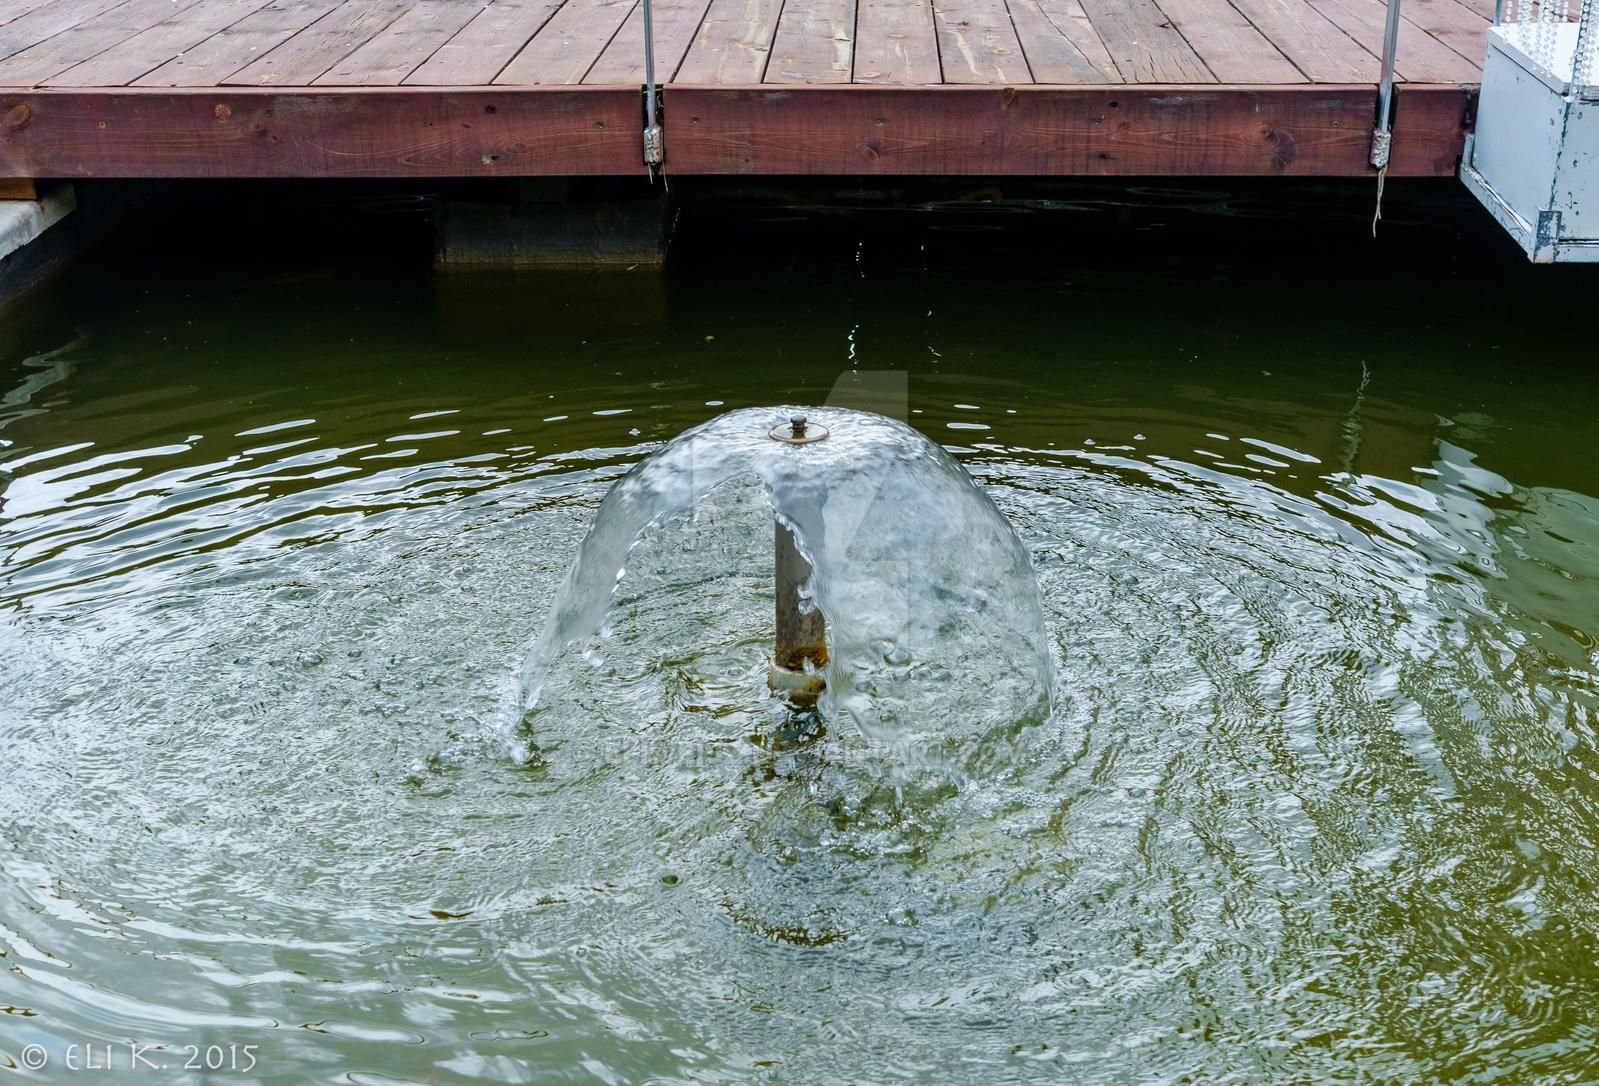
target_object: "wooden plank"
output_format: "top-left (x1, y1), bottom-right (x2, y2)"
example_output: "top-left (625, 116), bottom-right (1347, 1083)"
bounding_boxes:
top-left (1008, 0), bottom-right (1120, 84)
top-left (664, 84), bottom-right (1463, 174)
top-left (224, 0), bottom-right (408, 85)
top-left (1227, 0), bottom-right (1378, 81)
top-left (1076, 0), bottom-right (1213, 81)
top-left (0, 0), bottom-right (130, 66)
top-left (494, 0), bottom-right (636, 84)
top-left (0, 87), bottom-right (645, 174)
top-left (47, 0), bottom-right (277, 86)
top-left (0, 174), bottom-right (33, 195)
top-left (0, 0), bottom-right (47, 28)
top-left (1309, 0), bottom-right (1481, 81)
top-left (1155, 0), bottom-right (1306, 81)
top-left (586, 0), bottom-right (714, 83)
top-left (1396, 0), bottom-right (1490, 64)
top-left (314, 0), bottom-right (490, 85)
top-left (134, 0), bottom-right (344, 86)
top-left (1389, 82), bottom-right (1467, 174)
top-left (404, 0), bottom-right (564, 85)
top-left (853, 0), bottom-right (941, 83)
top-left (673, 0), bottom-right (782, 83)
top-left (933, 0), bottom-right (1033, 82)
top-left (0, 0), bottom-right (214, 86)
top-left (765, 0), bottom-right (855, 82)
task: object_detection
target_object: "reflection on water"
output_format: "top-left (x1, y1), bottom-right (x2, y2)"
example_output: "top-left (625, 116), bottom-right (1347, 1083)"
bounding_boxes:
top-left (2, 181), bottom-right (1598, 1083)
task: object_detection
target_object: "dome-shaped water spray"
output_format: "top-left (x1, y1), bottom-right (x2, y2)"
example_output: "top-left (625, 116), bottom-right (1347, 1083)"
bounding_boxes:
top-left (519, 407), bottom-right (1052, 753)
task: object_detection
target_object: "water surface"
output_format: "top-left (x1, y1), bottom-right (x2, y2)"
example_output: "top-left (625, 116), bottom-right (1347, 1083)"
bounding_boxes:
top-left (3, 181), bottom-right (1599, 1083)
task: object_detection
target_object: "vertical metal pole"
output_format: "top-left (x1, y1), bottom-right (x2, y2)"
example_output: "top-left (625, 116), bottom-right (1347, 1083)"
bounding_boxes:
top-left (774, 523), bottom-right (828, 676)
top-left (641, 0), bottom-right (663, 173)
top-left (1369, 0), bottom-right (1402, 230)
top-left (1374, 0), bottom-right (1402, 156)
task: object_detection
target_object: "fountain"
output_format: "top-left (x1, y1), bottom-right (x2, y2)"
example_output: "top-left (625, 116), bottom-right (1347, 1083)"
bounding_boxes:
top-left (518, 406), bottom-right (1053, 760)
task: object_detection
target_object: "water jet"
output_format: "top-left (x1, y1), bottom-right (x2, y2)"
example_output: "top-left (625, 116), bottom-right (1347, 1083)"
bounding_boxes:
top-left (519, 406), bottom-right (1052, 753)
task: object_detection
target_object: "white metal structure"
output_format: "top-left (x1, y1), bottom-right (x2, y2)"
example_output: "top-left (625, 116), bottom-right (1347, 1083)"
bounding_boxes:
top-left (1461, 0), bottom-right (1599, 261)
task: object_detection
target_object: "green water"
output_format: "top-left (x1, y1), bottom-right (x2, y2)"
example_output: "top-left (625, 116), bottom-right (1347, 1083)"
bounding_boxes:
top-left (3, 180), bottom-right (1599, 1084)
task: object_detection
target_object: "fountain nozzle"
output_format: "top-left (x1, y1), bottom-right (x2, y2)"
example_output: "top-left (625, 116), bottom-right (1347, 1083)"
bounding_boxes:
top-left (769, 413), bottom-right (829, 444)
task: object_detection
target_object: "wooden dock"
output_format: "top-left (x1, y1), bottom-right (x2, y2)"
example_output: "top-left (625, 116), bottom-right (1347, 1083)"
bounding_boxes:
top-left (0, 0), bottom-right (1485, 179)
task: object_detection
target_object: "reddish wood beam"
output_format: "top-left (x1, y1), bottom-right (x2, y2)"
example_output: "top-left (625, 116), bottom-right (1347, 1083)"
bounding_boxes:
top-left (664, 84), bottom-right (1470, 177)
top-left (0, 88), bottom-right (645, 178)
top-left (0, 83), bottom-right (1469, 179)
top-left (1391, 83), bottom-right (1472, 176)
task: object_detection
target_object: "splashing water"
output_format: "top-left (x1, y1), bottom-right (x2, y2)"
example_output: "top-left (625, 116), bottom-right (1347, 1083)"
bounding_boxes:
top-left (517, 407), bottom-right (1052, 760)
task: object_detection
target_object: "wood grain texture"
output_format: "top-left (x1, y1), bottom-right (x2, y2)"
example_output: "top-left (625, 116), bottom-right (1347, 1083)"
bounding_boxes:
top-left (0, 86), bottom-right (644, 173)
top-left (0, 174), bottom-right (33, 195)
top-left (586, 0), bottom-right (714, 83)
top-left (1226, 0), bottom-right (1377, 81)
top-left (1309, 0), bottom-right (1481, 81)
top-left (1155, 0), bottom-right (1305, 82)
top-left (494, 0), bottom-right (636, 84)
top-left (1389, 82), bottom-right (1467, 173)
top-left (0, 0), bottom-right (130, 65)
top-left (1077, 0), bottom-right (1214, 81)
top-left (663, 84), bottom-right (1460, 174)
top-left (135, 0), bottom-right (345, 86)
top-left (674, 0), bottom-right (781, 82)
top-left (48, 0), bottom-right (276, 86)
top-left (766, 0), bottom-right (855, 82)
top-left (224, 0), bottom-right (409, 84)
top-left (1008, 0), bottom-right (1120, 84)
top-left (315, 0), bottom-right (489, 84)
top-left (854, 0), bottom-right (940, 82)
top-left (933, 0), bottom-right (1033, 82)
top-left (1396, 0), bottom-right (1490, 63)
top-left (0, 0), bottom-right (212, 85)
top-left (404, 0), bottom-right (563, 84)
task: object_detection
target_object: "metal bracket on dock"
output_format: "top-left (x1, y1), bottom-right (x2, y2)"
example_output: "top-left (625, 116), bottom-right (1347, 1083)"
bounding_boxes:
top-left (641, 0), bottom-right (664, 177)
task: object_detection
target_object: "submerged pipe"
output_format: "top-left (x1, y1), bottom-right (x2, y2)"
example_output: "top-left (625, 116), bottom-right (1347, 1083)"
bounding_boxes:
top-left (769, 414), bottom-right (828, 703)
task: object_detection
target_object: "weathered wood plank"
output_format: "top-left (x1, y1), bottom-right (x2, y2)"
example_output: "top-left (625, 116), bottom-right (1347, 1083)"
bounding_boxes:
top-left (0, 0), bottom-right (130, 65)
top-left (766, 0), bottom-right (855, 82)
top-left (1156, 0), bottom-right (1306, 82)
top-left (1309, 0), bottom-right (1481, 81)
top-left (933, 0), bottom-right (1033, 82)
top-left (224, 0), bottom-right (408, 85)
top-left (587, 0), bottom-right (713, 83)
top-left (0, 0), bottom-right (219, 85)
top-left (1396, 0), bottom-right (1490, 64)
top-left (0, 174), bottom-right (33, 195)
top-left (48, 0), bottom-right (276, 86)
top-left (1227, 0), bottom-right (1378, 82)
top-left (853, 0), bottom-right (940, 83)
top-left (1008, 0), bottom-right (1120, 84)
top-left (0, 87), bottom-right (645, 174)
top-left (315, 0), bottom-right (489, 85)
top-left (673, 0), bottom-right (782, 82)
top-left (405, 0), bottom-right (563, 84)
top-left (0, 0), bottom-right (46, 28)
top-left (495, 0), bottom-right (636, 84)
top-left (1389, 82), bottom-right (1467, 173)
top-left (1076, 0), bottom-right (1214, 81)
top-left (0, 0), bottom-right (212, 85)
top-left (135, 0), bottom-right (344, 86)
top-left (664, 84), bottom-right (1460, 174)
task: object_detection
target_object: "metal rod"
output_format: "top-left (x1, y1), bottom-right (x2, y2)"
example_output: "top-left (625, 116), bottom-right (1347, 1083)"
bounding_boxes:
top-left (774, 522), bottom-right (827, 677)
top-left (640, 0), bottom-right (663, 170)
top-left (1375, 0), bottom-right (1403, 143)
